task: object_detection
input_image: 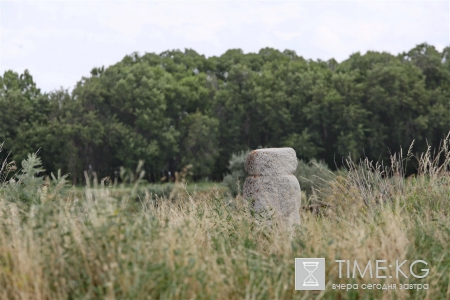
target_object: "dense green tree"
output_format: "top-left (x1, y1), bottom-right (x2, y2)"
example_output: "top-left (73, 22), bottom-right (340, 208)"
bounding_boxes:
top-left (180, 111), bottom-right (219, 180)
top-left (0, 70), bottom-right (40, 149)
top-left (2, 43), bottom-right (449, 183)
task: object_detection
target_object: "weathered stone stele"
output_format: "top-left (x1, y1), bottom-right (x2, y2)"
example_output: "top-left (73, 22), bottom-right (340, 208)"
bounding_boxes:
top-left (243, 148), bottom-right (301, 227)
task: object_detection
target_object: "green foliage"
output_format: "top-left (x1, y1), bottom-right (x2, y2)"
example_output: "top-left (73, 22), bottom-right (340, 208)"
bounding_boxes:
top-left (223, 150), bottom-right (250, 196)
top-left (295, 159), bottom-right (334, 196)
top-left (2, 43), bottom-right (450, 182)
top-left (180, 111), bottom-right (219, 180)
top-left (0, 149), bottom-right (70, 205)
top-left (1, 153), bottom-right (44, 204)
top-left (281, 130), bottom-right (322, 161)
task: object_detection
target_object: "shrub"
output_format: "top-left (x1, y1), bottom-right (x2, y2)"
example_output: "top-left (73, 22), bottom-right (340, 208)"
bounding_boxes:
top-left (295, 159), bottom-right (335, 196)
top-left (222, 150), bottom-right (250, 196)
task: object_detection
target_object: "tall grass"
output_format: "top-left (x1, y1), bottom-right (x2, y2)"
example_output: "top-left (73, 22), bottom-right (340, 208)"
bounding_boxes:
top-left (0, 139), bottom-right (449, 299)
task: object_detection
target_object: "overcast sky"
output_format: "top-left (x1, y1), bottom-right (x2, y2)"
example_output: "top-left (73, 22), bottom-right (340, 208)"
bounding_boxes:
top-left (1, 0), bottom-right (449, 94)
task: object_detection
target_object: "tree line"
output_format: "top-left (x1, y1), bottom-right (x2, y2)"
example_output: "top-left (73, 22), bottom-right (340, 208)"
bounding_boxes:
top-left (1, 43), bottom-right (449, 184)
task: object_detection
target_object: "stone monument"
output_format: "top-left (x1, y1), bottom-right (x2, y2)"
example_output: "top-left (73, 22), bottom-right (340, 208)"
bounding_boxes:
top-left (243, 148), bottom-right (301, 226)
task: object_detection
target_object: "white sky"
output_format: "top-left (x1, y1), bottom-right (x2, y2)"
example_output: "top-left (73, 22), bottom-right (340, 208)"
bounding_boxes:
top-left (1, 0), bottom-right (449, 94)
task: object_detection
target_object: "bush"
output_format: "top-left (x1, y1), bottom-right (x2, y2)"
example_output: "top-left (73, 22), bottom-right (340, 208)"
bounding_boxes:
top-left (295, 159), bottom-right (335, 196)
top-left (222, 150), bottom-right (250, 196)
top-left (1, 152), bottom-right (70, 205)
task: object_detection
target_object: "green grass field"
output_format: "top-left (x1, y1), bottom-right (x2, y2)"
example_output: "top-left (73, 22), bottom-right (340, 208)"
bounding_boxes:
top-left (0, 143), bottom-right (449, 299)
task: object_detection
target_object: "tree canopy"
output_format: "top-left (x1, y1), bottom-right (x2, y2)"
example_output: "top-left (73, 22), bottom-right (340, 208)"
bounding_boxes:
top-left (1, 43), bottom-right (449, 183)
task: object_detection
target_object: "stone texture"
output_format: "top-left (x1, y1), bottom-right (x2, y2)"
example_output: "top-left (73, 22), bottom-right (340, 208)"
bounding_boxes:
top-left (244, 148), bottom-right (297, 176)
top-left (243, 148), bottom-right (301, 227)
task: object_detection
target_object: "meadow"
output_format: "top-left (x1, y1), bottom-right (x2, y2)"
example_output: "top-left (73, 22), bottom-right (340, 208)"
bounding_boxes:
top-left (0, 140), bottom-right (449, 300)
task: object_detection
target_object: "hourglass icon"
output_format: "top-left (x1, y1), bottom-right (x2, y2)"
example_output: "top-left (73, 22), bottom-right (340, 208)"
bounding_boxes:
top-left (303, 261), bottom-right (319, 286)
